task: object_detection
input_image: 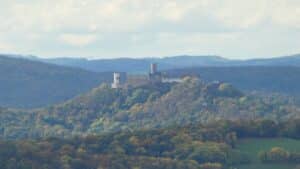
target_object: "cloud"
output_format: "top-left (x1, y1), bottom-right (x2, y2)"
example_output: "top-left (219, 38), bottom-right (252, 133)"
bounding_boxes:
top-left (211, 0), bottom-right (268, 29)
top-left (270, 0), bottom-right (300, 28)
top-left (0, 42), bottom-right (14, 51)
top-left (2, 0), bottom-right (300, 33)
top-left (59, 34), bottom-right (97, 47)
top-left (0, 0), bottom-right (299, 58)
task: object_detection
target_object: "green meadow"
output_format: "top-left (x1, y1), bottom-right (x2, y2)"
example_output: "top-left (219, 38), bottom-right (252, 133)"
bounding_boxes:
top-left (235, 138), bottom-right (300, 169)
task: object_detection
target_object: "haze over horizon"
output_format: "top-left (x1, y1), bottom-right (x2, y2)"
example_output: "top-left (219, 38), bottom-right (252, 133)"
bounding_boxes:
top-left (0, 0), bottom-right (300, 59)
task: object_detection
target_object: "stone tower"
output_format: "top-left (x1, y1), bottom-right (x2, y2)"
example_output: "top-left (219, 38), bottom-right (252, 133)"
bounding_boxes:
top-left (150, 63), bottom-right (157, 74)
top-left (149, 63), bottom-right (162, 83)
top-left (111, 72), bottom-right (121, 88)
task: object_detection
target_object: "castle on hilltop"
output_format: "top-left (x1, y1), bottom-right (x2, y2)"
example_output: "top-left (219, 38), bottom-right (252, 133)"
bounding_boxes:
top-left (111, 63), bottom-right (183, 89)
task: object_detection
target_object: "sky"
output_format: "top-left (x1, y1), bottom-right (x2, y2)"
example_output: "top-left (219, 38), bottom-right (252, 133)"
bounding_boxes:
top-left (0, 0), bottom-right (299, 59)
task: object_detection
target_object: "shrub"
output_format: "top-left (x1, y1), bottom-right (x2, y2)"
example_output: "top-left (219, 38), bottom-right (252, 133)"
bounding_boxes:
top-left (199, 162), bottom-right (222, 169)
top-left (259, 147), bottom-right (290, 163)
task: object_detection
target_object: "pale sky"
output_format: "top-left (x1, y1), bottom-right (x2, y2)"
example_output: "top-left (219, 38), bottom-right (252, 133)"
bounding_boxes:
top-left (0, 0), bottom-right (299, 59)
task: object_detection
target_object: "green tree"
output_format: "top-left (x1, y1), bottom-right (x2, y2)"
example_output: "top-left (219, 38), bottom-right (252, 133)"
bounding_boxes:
top-left (225, 132), bottom-right (237, 148)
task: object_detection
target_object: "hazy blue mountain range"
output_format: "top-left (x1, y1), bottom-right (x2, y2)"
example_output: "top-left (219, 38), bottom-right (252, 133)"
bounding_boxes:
top-left (38, 55), bottom-right (229, 74)
top-left (31, 53), bottom-right (300, 73)
top-left (166, 66), bottom-right (300, 96)
top-left (0, 55), bottom-right (112, 108)
top-left (2, 54), bottom-right (300, 108)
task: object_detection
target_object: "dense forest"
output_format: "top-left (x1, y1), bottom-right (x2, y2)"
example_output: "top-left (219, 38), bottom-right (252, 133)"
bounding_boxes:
top-left (0, 76), bottom-right (298, 168)
top-left (0, 120), bottom-right (299, 169)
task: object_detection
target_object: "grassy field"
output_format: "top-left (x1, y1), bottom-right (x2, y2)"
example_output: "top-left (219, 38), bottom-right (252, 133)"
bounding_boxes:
top-left (236, 164), bottom-right (296, 169)
top-left (234, 138), bottom-right (300, 169)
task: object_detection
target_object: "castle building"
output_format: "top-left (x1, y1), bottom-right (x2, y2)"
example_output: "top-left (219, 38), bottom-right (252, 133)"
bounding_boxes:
top-left (149, 63), bottom-right (162, 83)
top-left (150, 63), bottom-right (157, 74)
top-left (111, 72), bottom-right (121, 88)
top-left (111, 63), bottom-right (183, 89)
top-left (111, 72), bottom-right (127, 88)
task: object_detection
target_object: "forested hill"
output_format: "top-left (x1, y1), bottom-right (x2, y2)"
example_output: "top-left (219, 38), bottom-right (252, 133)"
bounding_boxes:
top-left (1, 77), bottom-right (299, 139)
top-left (166, 66), bottom-right (300, 96)
top-left (0, 55), bottom-right (112, 108)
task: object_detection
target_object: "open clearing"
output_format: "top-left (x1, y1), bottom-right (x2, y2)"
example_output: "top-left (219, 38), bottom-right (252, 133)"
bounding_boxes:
top-left (235, 138), bottom-right (300, 169)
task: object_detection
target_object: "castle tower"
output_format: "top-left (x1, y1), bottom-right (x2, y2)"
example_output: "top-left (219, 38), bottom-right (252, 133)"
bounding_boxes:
top-left (111, 72), bottom-right (121, 88)
top-left (150, 63), bottom-right (157, 74)
top-left (149, 63), bottom-right (162, 83)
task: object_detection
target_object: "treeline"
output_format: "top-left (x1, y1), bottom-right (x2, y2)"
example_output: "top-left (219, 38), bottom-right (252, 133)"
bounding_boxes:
top-left (259, 147), bottom-right (300, 163)
top-left (0, 119), bottom-right (299, 169)
top-left (223, 119), bottom-right (300, 139)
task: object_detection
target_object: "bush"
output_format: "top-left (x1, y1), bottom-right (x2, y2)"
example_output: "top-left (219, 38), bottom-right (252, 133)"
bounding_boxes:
top-left (218, 83), bottom-right (243, 97)
top-left (199, 162), bottom-right (222, 169)
top-left (259, 147), bottom-right (300, 164)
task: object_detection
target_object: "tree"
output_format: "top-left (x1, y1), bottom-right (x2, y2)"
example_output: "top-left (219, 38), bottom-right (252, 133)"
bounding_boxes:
top-left (218, 83), bottom-right (243, 97)
top-left (259, 147), bottom-right (290, 163)
top-left (199, 162), bottom-right (222, 169)
top-left (225, 132), bottom-right (237, 148)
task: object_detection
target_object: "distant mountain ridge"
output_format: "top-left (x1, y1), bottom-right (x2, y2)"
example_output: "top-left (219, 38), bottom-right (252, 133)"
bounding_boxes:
top-left (36, 55), bottom-right (232, 73)
top-left (166, 66), bottom-right (300, 96)
top-left (233, 54), bottom-right (300, 66)
top-left (25, 53), bottom-right (300, 73)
